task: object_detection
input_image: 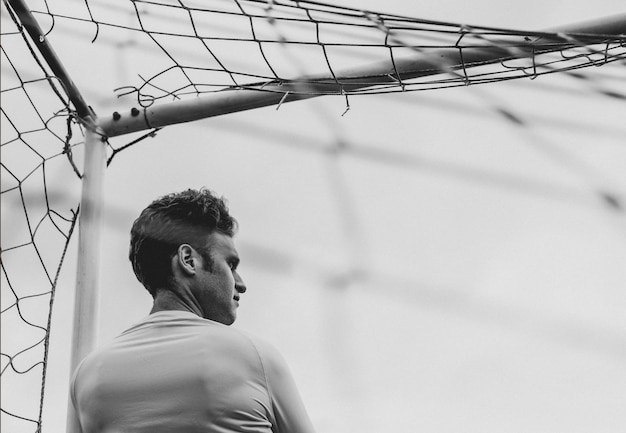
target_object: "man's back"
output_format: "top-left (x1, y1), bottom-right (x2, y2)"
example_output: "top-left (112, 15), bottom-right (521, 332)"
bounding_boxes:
top-left (71, 311), bottom-right (314, 433)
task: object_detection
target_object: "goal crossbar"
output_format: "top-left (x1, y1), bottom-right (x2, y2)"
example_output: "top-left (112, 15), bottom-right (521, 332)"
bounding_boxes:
top-left (100, 13), bottom-right (626, 138)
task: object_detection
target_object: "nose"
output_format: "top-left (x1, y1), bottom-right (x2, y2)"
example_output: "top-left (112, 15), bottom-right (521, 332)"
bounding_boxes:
top-left (234, 271), bottom-right (247, 294)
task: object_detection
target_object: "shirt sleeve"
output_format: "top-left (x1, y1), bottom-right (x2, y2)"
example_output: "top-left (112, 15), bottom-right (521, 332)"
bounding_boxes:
top-left (254, 339), bottom-right (316, 433)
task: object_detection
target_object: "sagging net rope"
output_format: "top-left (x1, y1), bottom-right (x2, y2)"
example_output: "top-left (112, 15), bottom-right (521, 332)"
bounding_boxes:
top-left (26, 0), bottom-right (626, 109)
top-left (1, 2), bottom-right (85, 431)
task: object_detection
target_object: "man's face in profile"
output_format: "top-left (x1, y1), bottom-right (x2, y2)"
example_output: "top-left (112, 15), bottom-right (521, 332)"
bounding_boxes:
top-left (190, 232), bottom-right (246, 325)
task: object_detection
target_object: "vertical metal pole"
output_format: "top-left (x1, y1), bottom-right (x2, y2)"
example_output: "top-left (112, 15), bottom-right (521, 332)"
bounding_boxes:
top-left (66, 125), bottom-right (106, 433)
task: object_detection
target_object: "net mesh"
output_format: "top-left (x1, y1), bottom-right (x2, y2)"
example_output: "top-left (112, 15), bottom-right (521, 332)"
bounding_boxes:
top-left (1, 0), bottom-right (625, 432)
top-left (1, 2), bottom-right (84, 431)
top-left (27, 0), bottom-right (626, 108)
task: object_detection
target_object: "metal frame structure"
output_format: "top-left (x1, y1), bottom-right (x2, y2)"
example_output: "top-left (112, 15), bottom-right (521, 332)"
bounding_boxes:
top-left (100, 13), bottom-right (626, 137)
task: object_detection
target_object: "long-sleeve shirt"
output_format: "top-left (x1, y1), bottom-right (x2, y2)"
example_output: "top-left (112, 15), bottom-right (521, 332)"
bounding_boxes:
top-left (71, 310), bottom-right (315, 433)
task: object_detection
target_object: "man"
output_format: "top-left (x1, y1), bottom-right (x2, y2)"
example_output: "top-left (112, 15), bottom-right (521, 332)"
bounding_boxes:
top-left (70, 188), bottom-right (316, 433)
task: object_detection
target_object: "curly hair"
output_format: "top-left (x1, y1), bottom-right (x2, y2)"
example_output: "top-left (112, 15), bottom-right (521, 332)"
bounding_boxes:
top-left (129, 188), bottom-right (238, 296)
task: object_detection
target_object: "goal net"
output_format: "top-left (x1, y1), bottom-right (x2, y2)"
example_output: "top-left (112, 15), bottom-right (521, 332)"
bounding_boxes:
top-left (1, 0), bottom-right (625, 432)
top-left (1, 3), bottom-right (84, 431)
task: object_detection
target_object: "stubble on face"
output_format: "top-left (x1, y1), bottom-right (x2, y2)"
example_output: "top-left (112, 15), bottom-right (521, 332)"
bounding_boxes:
top-left (194, 232), bottom-right (243, 325)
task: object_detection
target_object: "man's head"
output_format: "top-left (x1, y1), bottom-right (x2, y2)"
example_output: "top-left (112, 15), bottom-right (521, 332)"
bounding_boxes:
top-left (129, 188), bottom-right (238, 298)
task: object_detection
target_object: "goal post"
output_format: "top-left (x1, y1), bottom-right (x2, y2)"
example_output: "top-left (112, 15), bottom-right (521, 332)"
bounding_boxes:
top-left (65, 127), bottom-right (106, 433)
top-left (99, 12), bottom-right (626, 138)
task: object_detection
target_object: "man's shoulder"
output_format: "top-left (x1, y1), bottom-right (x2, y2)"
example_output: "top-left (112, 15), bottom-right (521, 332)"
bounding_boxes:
top-left (123, 311), bottom-right (282, 361)
top-left (74, 311), bottom-right (287, 375)
top-left (234, 329), bottom-right (289, 371)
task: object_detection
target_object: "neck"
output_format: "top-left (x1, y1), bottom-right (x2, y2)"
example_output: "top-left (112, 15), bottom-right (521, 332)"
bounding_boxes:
top-left (151, 288), bottom-right (203, 318)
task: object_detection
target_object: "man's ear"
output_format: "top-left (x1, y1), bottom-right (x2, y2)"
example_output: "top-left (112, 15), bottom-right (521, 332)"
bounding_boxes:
top-left (175, 244), bottom-right (197, 276)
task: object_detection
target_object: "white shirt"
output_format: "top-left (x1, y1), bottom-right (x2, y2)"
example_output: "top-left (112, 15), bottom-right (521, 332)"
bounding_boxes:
top-left (71, 311), bottom-right (315, 433)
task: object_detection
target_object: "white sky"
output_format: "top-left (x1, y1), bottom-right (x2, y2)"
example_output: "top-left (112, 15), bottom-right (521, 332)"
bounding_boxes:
top-left (2, 1), bottom-right (626, 432)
